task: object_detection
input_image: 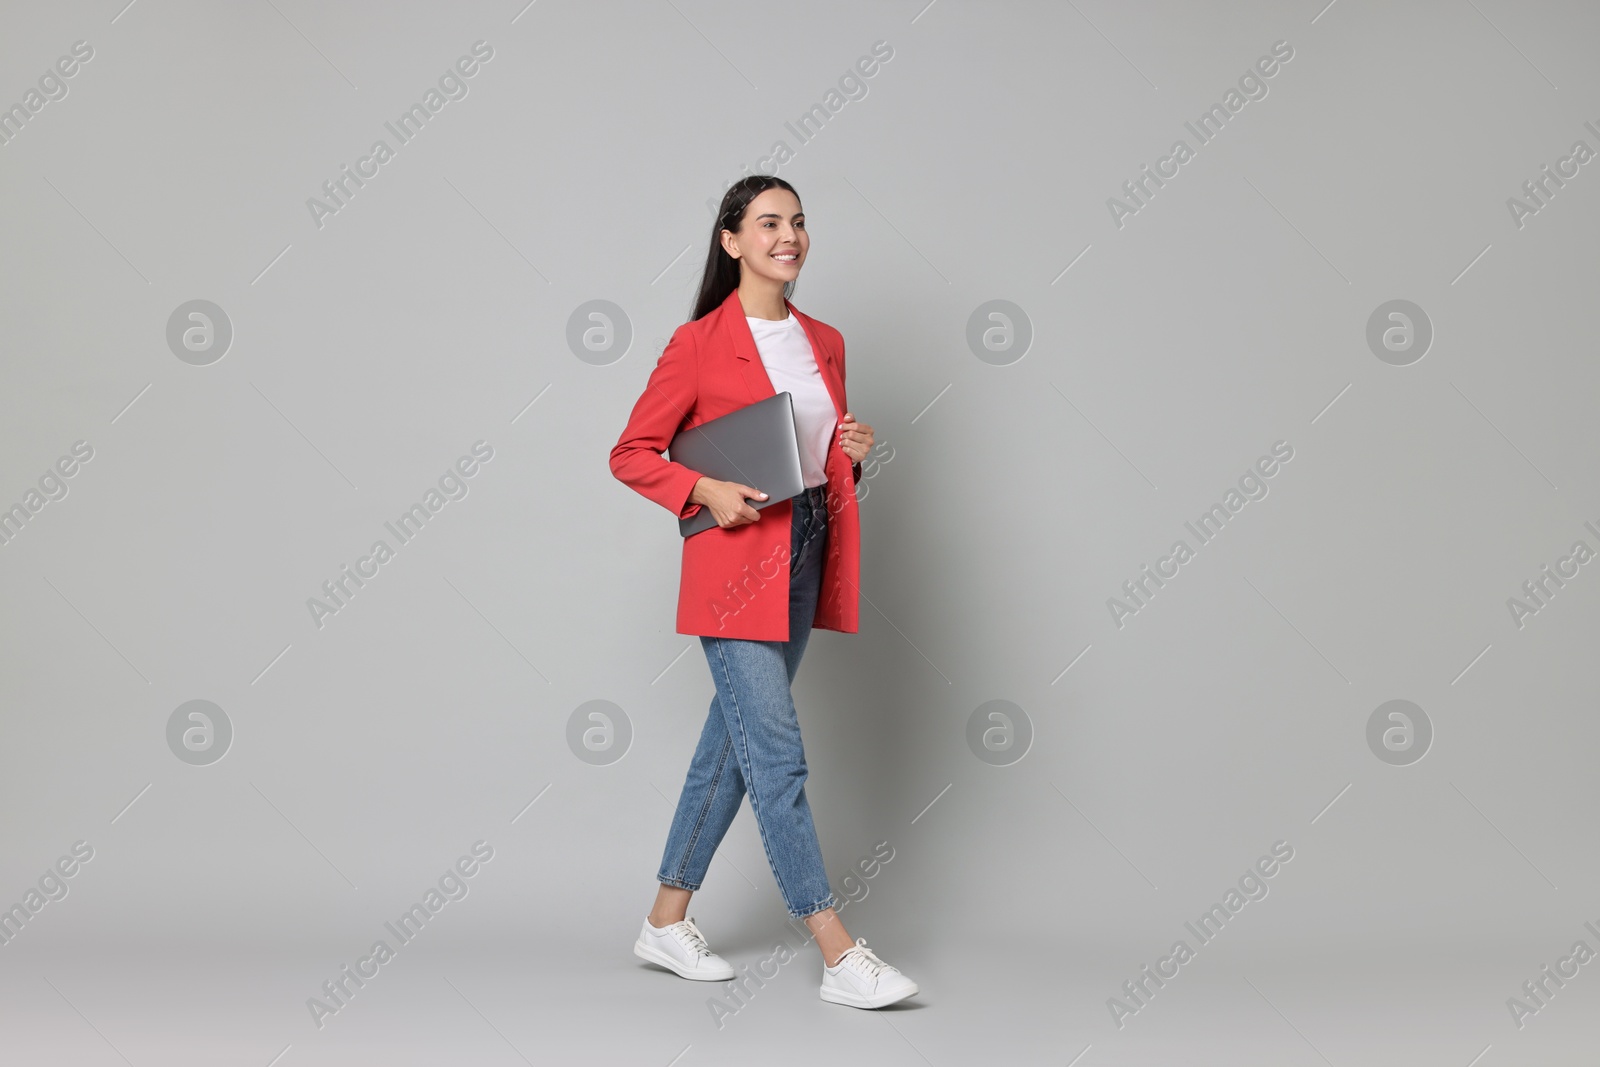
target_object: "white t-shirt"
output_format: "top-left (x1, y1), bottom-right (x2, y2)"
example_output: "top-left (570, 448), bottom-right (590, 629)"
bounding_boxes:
top-left (746, 314), bottom-right (836, 489)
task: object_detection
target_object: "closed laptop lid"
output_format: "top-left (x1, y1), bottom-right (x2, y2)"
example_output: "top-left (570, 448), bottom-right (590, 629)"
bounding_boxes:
top-left (667, 392), bottom-right (805, 537)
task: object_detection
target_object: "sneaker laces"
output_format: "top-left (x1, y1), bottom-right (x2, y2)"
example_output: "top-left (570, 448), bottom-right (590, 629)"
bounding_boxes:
top-left (836, 938), bottom-right (894, 977)
top-left (671, 917), bottom-right (714, 959)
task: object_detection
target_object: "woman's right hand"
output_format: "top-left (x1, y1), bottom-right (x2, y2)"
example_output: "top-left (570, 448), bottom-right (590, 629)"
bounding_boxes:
top-left (690, 477), bottom-right (768, 528)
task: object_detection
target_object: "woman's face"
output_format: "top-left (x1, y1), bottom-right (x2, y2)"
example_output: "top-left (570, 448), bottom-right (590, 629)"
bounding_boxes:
top-left (722, 187), bottom-right (807, 285)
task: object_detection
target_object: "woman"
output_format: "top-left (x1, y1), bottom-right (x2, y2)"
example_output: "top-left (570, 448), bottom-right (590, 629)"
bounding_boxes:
top-left (609, 175), bottom-right (917, 1010)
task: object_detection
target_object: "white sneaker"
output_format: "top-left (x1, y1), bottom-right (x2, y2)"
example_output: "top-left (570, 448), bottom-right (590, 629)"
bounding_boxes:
top-left (820, 937), bottom-right (919, 1008)
top-left (633, 916), bottom-right (736, 982)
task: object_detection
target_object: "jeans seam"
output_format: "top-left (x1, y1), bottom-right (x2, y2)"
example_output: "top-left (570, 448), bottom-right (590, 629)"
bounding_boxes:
top-left (670, 731), bottom-right (734, 886)
top-left (711, 636), bottom-right (797, 912)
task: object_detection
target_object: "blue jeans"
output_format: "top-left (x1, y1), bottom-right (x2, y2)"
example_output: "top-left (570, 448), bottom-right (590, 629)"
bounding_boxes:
top-left (656, 484), bottom-right (837, 919)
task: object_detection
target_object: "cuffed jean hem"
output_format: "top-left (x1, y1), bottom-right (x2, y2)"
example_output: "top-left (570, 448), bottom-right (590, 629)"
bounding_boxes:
top-left (656, 875), bottom-right (701, 892)
top-left (788, 893), bottom-right (839, 921)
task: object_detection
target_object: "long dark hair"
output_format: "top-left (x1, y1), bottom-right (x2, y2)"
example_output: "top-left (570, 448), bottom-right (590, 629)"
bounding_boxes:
top-left (690, 175), bottom-right (801, 321)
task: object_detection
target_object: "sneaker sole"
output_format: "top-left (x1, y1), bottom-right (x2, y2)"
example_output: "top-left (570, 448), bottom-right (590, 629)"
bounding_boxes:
top-left (633, 939), bottom-right (735, 982)
top-left (819, 981), bottom-right (919, 1009)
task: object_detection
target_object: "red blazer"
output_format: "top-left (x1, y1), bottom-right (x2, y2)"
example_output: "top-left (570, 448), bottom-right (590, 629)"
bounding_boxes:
top-left (610, 289), bottom-right (861, 641)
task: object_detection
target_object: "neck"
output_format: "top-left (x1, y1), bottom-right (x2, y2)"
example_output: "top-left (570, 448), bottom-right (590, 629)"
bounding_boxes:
top-left (737, 277), bottom-right (789, 320)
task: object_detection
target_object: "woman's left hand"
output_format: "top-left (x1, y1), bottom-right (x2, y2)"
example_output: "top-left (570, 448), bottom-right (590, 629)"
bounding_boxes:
top-left (838, 413), bottom-right (874, 465)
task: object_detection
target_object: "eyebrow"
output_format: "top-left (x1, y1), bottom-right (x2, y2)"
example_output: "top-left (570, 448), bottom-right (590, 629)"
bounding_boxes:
top-left (754, 212), bottom-right (804, 220)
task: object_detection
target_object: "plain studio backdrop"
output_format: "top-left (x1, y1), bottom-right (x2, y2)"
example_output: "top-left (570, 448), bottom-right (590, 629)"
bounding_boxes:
top-left (2, 1), bottom-right (1598, 1064)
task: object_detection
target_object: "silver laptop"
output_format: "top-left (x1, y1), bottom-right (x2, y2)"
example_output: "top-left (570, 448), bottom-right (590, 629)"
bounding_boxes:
top-left (668, 392), bottom-right (806, 537)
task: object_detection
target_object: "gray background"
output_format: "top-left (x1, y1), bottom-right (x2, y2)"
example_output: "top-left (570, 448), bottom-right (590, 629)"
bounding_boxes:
top-left (2, 0), bottom-right (1597, 1063)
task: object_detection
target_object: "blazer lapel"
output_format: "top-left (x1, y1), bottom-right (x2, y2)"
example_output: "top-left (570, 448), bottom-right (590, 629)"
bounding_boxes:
top-left (787, 298), bottom-right (844, 420)
top-left (720, 289), bottom-right (843, 419)
top-left (722, 290), bottom-right (776, 403)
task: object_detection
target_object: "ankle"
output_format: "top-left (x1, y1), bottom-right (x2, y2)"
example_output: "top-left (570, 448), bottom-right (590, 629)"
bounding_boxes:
top-left (648, 913), bottom-right (684, 929)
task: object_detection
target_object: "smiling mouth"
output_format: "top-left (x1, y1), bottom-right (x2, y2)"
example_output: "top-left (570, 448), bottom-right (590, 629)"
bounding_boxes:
top-left (772, 252), bottom-right (799, 263)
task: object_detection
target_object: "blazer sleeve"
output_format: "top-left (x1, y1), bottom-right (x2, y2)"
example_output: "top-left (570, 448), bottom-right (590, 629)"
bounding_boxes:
top-left (609, 325), bottom-right (707, 520)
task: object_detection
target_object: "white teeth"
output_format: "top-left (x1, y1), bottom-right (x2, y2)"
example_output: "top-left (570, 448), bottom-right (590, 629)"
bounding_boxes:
top-left (773, 254), bottom-right (797, 261)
